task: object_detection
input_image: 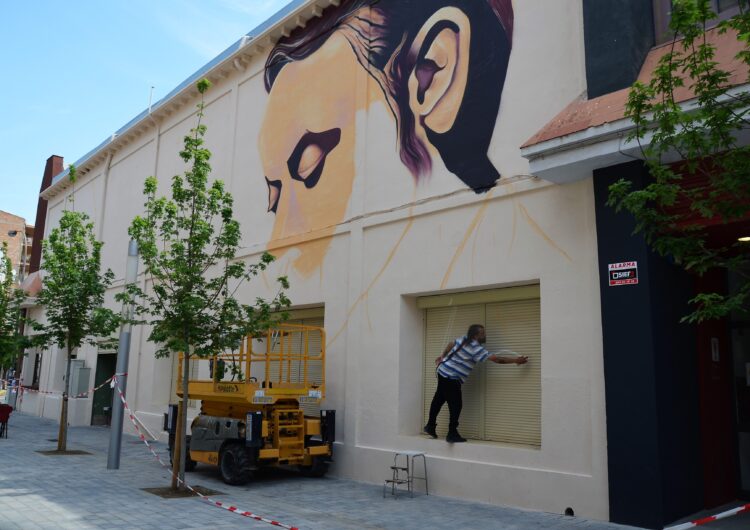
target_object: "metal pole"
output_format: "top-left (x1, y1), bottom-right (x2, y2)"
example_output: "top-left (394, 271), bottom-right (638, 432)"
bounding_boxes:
top-left (19, 231), bottom-right (26, 284)
top-left (107, 240), bottom-right (139, 469)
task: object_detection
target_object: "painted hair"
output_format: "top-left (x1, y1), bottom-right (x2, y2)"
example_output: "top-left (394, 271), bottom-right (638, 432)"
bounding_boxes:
top-left (264, 0), bottom-right (514, 193)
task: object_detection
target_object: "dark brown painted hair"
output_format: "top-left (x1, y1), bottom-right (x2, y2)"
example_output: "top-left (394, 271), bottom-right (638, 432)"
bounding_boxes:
top-left (264, 0), bottom-right (514, 193)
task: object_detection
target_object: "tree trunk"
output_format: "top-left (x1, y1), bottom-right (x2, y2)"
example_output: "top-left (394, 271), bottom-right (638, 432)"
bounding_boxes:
top-left (57, 344), bottom-right (72, 452)
top-left (179, 346), bottom-right (191, 489)
top-left (171, 398), bottom-right (183, 490)
top-left (172, 344), bottom-right (192, 491)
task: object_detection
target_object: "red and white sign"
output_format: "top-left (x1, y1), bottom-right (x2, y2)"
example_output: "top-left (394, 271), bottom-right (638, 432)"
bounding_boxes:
top-left (608, 261), bottom-right (639, 286)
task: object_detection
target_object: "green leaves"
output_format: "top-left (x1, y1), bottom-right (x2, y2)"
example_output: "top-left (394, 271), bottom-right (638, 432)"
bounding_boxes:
top-left (196, 78), bottom-right (211, 94)
top-left (612, 0), bottom-right (750, 323)
top-left (117, 79), bottom-right (290, 359)
top-left (0, 243), bottom-right (29, 369)
top-left (31, 210), bottom-right (120, 354)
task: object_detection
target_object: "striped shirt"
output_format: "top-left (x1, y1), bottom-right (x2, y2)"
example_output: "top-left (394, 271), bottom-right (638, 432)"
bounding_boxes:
top-left (437, 337), bottom-right (491, 383)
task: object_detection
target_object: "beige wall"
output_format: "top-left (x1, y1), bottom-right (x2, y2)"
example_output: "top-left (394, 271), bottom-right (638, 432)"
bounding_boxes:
top-left (26, 0), bottom-right (610, 520)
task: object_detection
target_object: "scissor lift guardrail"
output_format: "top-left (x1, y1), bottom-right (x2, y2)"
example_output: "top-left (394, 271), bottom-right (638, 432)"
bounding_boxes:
top-left (176, 324), bottom-right (326, 407)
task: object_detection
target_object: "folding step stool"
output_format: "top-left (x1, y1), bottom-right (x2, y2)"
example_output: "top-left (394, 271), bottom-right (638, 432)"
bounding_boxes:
top-left (383, 451), bottom-right (428, 498)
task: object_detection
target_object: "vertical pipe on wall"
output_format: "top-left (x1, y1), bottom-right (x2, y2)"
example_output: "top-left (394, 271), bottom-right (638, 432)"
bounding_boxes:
top-left (97, 152), bottom-right (114, 241)
top-left (132, 114), bottom-right (160, 414)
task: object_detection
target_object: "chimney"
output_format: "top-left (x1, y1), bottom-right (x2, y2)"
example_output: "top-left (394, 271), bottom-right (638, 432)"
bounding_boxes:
top-left (29, 155), bottom-right (63, 273)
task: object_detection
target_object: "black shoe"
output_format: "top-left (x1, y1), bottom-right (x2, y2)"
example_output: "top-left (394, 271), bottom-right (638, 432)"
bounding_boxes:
top-left (446, 432), bottom-right (467, 443)
top-left (423, 425), bottom-right (437, 439)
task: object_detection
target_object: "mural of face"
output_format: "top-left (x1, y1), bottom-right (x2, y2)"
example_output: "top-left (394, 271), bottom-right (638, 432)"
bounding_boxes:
top-left (259, 0), bottom-right (513, 276)
top-left (259, 32), bottom-right (381, 277)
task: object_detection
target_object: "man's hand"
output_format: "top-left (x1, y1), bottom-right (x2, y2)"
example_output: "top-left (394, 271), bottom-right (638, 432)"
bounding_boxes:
top-left (434, 356), bottom-right (444, 366)
top-left (489, 353), bottom-right (529, 364)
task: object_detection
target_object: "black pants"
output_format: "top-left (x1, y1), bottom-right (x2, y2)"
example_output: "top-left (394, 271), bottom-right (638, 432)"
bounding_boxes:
top-left (427, 375), bottom-right (462, 433)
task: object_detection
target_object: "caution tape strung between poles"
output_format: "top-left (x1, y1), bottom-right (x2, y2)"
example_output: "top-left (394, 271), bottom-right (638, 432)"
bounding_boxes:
top-left (3, 373), bottom-right (125, 398)
top-left (664, 503), bottom-right (750, 529)
top-left (15, 374), bottom-right (122, 410)
top-left (111, 376), bottom-right (300, 530)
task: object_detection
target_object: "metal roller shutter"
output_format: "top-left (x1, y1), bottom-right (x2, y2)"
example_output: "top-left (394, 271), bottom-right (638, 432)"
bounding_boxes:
top-left (484, 298), bottom-right (541, 447)
top-left (300, 316), bottom-right (323, 417)
top-left (170, 353), bottom-right (200, 408)
top-left (421, 287), bottom-right (541, 447)
top-left (423, 304), bottom-right (485, 440)
top-left (284, 314), bottom-right (324, 417)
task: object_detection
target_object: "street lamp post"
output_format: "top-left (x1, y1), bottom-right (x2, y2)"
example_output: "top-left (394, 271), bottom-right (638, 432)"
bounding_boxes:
top-left (6, 228), bottom-right (28, 406)
top-left (107, 240), bottom-right (139, 469)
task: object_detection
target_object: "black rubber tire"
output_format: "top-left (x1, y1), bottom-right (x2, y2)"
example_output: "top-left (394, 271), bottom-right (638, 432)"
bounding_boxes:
top-left (298, 456), bottom-right (329, 478)
top-left (219, 442), bottom-right (253, 485)
top-left (170, 435), bottom-right (197, 472)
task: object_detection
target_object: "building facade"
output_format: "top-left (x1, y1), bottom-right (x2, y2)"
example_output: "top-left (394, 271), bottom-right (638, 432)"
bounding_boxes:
top-left (18, 1), bottom-right (749, 528)
top-left (522, 1), bottom-right (749, 528)
top-left (0, 211), bottom-right (33, 286)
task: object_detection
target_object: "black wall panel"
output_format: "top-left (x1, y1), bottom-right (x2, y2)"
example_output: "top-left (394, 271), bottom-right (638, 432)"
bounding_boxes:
top-left (593, 161), bottom-right (703, 528)
top-left (583, 0), bottom-right (655, 98)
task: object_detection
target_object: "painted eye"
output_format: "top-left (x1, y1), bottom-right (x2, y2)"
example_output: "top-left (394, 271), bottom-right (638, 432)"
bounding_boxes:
top-left (266, 177), bottom-right (282, 213)
top-left (287, 129), bottom-right (341, 189)
top-left (297, 144), bottom-right (327, 179)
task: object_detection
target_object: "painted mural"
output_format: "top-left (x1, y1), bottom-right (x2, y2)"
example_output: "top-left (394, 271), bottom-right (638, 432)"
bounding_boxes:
top-left (259, 0), bottom-right (514, 275)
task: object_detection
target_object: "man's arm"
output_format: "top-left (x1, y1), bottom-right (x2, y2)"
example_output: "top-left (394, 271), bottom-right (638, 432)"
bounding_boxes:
top-left (434, 342), bottom-right (454, 366)
top-left (488, 352), bottom-right (528, 365)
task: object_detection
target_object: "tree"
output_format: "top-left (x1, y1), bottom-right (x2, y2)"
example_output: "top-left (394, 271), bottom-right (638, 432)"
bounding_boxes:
top-left (609, 0), bottom-right (750, 323)
top-left (0, 243), bottom-right (29, 373)
top-left (118, 79), bottom-right (289, 490)
top-left (32, 166), bottom-right (120, 452)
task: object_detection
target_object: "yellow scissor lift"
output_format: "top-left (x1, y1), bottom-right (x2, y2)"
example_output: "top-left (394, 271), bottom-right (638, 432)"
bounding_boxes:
top-left (169, 324), bottom-right (335, 485)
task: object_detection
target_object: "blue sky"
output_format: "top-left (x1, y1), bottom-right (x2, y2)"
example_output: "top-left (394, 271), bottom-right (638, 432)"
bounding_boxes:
top-left (0, 0), bottom-right (289, 224)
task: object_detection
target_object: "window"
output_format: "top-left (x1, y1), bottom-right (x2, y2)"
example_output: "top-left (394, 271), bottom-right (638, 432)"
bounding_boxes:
top-left (171, 351), bottom-right (201, 407)
top-left (170, 307), bottom-right (325, 413)
top-left (419, 285), bottom-right (542, 448)
top-left (654, 0), bottom-right (740, 44)
top-left (268, 307), bottom-right (324, 417)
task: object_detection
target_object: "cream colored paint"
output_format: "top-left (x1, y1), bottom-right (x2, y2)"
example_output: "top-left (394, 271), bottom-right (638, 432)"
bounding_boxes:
top-left (342, 178), bottom-right (605, 515)
top-left (23, 0), bottom-right (609, 521)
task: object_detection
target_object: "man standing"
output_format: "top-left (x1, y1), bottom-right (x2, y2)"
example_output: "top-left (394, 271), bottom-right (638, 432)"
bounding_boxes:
top-left (424, 324), bottom-right (528, 443)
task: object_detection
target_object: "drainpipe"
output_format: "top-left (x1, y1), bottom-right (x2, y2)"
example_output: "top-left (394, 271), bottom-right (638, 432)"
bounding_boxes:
top-left (97, 151), bottom-right (115, 241)
top-left (128, 101), bottom-right (162, 415)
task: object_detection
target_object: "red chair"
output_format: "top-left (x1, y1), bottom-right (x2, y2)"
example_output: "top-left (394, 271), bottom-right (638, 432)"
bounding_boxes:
top-left (0, 404), bottom-right (12, 438)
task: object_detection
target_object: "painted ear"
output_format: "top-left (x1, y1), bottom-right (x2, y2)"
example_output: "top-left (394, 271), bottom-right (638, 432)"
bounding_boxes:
top-left (407, 7), bottom-right (471, 134)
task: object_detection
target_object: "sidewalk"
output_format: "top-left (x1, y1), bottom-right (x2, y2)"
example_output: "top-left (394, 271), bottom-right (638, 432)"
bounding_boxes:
top-left (0, 412), bottom-right (640, 530)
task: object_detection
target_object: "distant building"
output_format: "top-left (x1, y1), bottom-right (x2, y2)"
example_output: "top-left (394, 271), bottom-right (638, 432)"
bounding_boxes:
top-left (0, 210), bottom-right (33, 286)
top-left (11, 155), bottom-right (61, 390)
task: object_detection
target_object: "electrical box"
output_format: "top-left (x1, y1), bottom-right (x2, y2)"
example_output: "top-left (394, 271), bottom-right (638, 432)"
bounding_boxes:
top-left (68, 360), bottom-right (91, 397)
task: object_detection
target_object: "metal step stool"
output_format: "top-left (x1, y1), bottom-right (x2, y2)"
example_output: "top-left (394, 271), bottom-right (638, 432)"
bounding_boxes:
top-left (383, 451), bottom-right (428, 498)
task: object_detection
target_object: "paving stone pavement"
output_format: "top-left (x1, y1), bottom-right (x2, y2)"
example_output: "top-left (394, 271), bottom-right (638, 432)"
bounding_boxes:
top-left (0, 412), bottom-right (642, 530)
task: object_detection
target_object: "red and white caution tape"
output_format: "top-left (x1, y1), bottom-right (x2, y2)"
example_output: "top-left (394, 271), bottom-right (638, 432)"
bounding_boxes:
top-left (111, 376), bottom-right (300, 530)
top-left (664, 503), bottom-right (750, 529)
top-left (18, 374), bottom-right (118, 399)
top-left (16, 374), bottom-right (120, 410)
